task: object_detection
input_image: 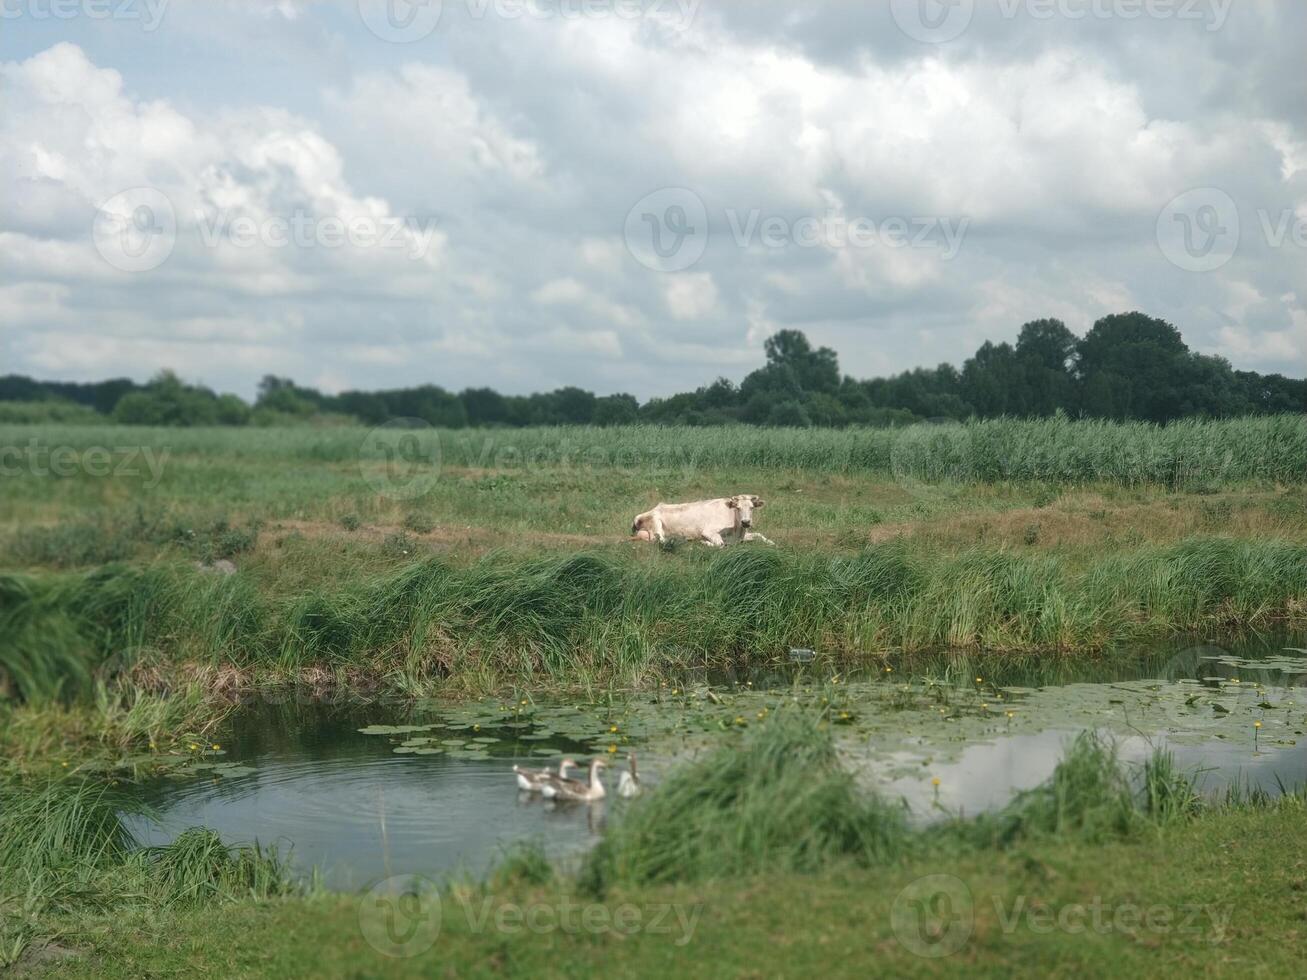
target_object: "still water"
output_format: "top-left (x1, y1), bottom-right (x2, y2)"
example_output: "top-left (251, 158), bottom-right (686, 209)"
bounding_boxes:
top-left (125, 633), bottom-right (1307, 889)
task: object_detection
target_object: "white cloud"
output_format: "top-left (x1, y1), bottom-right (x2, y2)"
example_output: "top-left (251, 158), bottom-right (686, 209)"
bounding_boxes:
top-left (0, 6), bottom-right (1303, 398)
top-left (663, 272), bottom-right (718, 319)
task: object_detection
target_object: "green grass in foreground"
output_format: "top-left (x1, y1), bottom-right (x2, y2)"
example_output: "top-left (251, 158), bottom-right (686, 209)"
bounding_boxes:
top-left (33, 805), bottom-right (1307, 979)
top-left (11, 715), bottom-right (1307, 977)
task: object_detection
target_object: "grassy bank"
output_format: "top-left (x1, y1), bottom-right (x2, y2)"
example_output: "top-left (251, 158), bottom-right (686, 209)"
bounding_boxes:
top-left (0, 779), bottom-right (294, 970)
top-left (3, 536), bottom-right (1305, 701)
top-left (11, 713), bottom-right (1307, 977)
top-left (44, 804), bottom-right (1303, 978)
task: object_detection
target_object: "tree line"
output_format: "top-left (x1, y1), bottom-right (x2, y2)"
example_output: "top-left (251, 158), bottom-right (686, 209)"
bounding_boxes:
top-left (2, 312), bottom-right (1301, 428)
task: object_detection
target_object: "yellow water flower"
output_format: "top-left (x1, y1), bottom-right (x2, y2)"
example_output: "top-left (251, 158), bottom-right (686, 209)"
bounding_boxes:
top-left (609, 725), bottom-right (618, 733)
top-left (734, 716), bottom-right (745, 725)
top-left (975, 677), bottom-right (983, 683)
top-left (607, 744), bottom-right (617, 754)
top-left (1006, 711), bottom-right (1015, 719)
top-left (212, 744), bottom-right (221, 750)
top-left (520, 698), bottom-right (529, 705)
top-left (188, 743), bottom-right (199, 751)
top-left (884, 666), bottom-right (893, 673)
top-left (1254, 720), bottom-right (1263, 729)
top-left (931, 777), bottom-right (941, 787)
top-left (60, 761), bottom-right (68, 767)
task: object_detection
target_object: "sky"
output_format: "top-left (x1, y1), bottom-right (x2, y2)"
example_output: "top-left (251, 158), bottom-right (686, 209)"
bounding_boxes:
top-left (1, 0), bottom-right (1304, 401)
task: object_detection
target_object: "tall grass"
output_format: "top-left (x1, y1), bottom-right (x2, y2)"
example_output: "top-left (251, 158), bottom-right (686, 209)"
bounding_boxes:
top-left (581, 710), bottom-right (909, 892)
top-left (0, 781), bottom-right (134, 877)
top-left (3, 414), bottom-right (1303, 482)
top-left (0, 779), bottom-right (293, 918)
top-left (580, 719), bottom-right (1253, 894)
top-left (2, 536), bottom-right (1304, 699)
top-left (0, 575), bottom-right (93, 702)
top-left (142, 828), bottom-right (292, 907)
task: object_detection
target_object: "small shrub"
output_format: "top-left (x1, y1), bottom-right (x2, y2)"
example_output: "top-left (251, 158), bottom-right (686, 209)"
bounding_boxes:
top-left (1023, 523), bottom-right (1041, 546)
top-left (383, 530), bottom-right (416, 558)
top-left (1032, 487), bottom-right (1058, 509)
top-left (489, 840), bottom-right (554, 890)
top-left (145, 827), bottom-right (291, 906)
top-left (402, 513), bottom-right (435, 534)
top-left (339, 514), bottom-right (361, 532)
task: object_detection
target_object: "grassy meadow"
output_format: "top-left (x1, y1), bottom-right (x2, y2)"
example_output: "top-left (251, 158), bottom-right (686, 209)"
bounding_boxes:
top-left (1, 417), bottom-right (1304, 702)
top-left (1, 416), bottom-right (1305, 975)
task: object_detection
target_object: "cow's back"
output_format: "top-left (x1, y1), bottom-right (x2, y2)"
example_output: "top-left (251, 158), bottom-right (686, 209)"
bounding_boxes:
top-left (655, 498), bottom-right (732, 537)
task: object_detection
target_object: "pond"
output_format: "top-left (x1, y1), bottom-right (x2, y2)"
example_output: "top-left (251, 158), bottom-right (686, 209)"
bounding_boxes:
top-left (125, 633), bottom-right (1307, 890)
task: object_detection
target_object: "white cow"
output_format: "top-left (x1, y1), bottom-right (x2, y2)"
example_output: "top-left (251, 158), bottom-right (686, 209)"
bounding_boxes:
top-left (631, 494), bottom-right (775, 547)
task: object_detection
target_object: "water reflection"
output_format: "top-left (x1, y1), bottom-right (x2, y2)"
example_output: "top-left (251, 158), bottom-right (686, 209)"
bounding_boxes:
top-left (125, 701), bottom-right (607, 890)
top-left (123, 630), bottom-right (1305, 889)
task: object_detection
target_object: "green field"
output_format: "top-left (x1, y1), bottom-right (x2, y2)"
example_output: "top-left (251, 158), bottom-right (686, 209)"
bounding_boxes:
top-left (2, 417), bottom-right (1305, 976)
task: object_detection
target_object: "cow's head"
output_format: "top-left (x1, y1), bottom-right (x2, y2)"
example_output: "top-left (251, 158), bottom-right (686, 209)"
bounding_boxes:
top-left (631, 513), bottom-right (651, 536)
top-left (726, 494), bottom-right (764, 529)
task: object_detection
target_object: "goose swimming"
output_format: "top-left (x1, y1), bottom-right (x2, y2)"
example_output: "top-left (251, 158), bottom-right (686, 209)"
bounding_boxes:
top-left (617, 752), bottom-right (641, 798)
top-left (542, 757), bottom-right (608, 802)
top-left (513, 757), bottom-right (576, 793)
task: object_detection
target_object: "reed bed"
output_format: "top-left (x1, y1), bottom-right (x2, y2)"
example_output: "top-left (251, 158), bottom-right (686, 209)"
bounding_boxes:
top-left (2, 414), bottom-right (1303, 483)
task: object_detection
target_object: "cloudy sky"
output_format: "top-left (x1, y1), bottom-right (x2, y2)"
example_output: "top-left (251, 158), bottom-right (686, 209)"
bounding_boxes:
top-left (1, 0), bottom-right (1304, 401)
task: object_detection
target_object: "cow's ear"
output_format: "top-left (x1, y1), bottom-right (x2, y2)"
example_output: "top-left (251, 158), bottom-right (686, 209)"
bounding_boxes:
top-left (752, 496), bottom-right (764, 507)
top-left (725, 498), bottom-right (737, 508)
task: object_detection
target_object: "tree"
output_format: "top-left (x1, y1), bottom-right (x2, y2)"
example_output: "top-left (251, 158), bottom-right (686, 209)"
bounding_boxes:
top-left (962, 342), bottom-right (1022, 417)
top-left (1015, 318), bottom-right (1077, 416)
top-left (766, 400), bottom-right (811, 427)
top-left (460, 387), bottom-right (508, 427)
top-left (763, 329), bottom-right (840, 393)
top-left (111, 370), bottom-right (221, 426)
top-left (256, 375), bottom-right (316, 417)
top-left (593, 393), bottom-right (639, 426)
top-left (215, 393), bottom-right (251, 426)
top-left (1076, 313), bottom-right (1191, 422)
